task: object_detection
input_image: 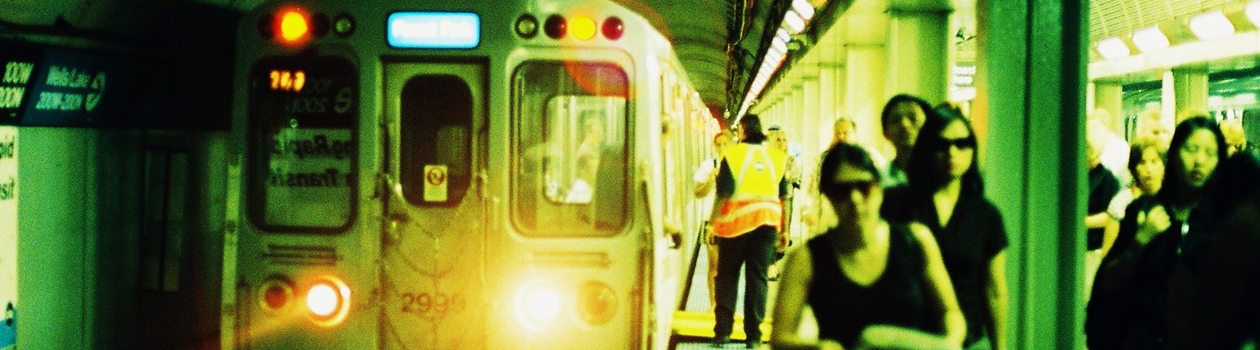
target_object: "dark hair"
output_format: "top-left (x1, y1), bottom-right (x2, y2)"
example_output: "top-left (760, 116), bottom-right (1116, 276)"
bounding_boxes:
top-left (818, 143), bottom-right (882, 203)
top-left (880, 94), bottom-right (934, 127)
top-left (1181, 151), bottom-right (1260, 266)
top-left (1199, 152), bottom-right (1260, 223)
top-left (739, 114), bottom-right (769, 144)
top-left (906, 109), bottom-right (984, 196)
top-left (1127, 135), bottom-right (1166, 188)
top-left (1158, 116), bottom-right (1227, 206)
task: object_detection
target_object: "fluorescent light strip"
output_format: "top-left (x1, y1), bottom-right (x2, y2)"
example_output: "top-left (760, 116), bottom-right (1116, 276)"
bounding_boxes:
top-left (1189, 11), bottom-right (1235, 40)
top-left (792, 0), bottom-right (815, 21)
top-left (1131, 26), bottom-right (1169, 53)
top-left (1095, 36), bottom-right (1130, 60)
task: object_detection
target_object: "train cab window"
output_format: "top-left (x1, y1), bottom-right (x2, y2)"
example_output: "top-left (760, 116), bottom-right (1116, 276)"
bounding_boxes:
top-left (511, 62), bottom-right (628, 236)
top-left (399, 75), bottom-right (472, 206)
top-left (247, 57), bottom-right (359, 233)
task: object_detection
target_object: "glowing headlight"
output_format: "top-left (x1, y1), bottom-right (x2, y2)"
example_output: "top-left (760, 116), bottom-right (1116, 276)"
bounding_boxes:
top-left (514, 281), bottom-right (563, 331)
top-left (304, 276), bottom-right (351, 327)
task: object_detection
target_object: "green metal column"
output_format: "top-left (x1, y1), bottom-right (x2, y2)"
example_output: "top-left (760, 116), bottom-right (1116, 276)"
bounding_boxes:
top-left (1173, 67), bottom-right (1210, 120)
top-left (976, 0), bottom-right (1086, 349)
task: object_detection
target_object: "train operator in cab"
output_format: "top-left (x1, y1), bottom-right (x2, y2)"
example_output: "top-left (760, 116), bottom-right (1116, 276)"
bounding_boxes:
top-left (710, 114), bottom-right (789, 349)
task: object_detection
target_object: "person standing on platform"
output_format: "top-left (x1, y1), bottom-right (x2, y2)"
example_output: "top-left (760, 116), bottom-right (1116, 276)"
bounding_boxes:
top-left (879, 94), bottom-right (933, 188)
top-left (771, 143), bottom-right (966, 350)
top-left (885, 109), bottom-right (1009, 350)
top-left (1085, 118), bottom-right (1122, 295)
top-left (695, 130), bottom-right (734, 312)
top-left (1221, 118), bottom-right (1258, 158)
top-left (710, 114), bottom-right (789, 349)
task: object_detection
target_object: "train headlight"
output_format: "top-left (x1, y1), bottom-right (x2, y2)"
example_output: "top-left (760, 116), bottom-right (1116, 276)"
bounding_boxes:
top-left (514, 281), bottom-right (562, 330)
top-left (571, 16), bottom-right (597, 40)
top-left (307, 284), bottom-right (338, 316)
top-left (304, 276), bottom-right (351, 327)
top-left (515, 14), bottom-right (538, 39)
top-left (576, 281), bottom-right (616, 325)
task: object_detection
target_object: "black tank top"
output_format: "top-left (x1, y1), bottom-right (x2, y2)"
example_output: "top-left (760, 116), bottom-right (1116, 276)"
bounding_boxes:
top-left (806, 223), bottom-right (930, 348)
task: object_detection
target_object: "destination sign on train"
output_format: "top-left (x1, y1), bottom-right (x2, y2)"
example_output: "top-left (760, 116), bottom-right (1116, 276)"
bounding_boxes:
top-left (387, 12), bottom-right (480, 49)
top-left (251, 56), bottom-right (358, 128)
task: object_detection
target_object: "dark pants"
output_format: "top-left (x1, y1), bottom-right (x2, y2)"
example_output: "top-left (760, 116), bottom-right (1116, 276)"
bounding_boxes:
top-left (713, 225), bottom-right (776, 340)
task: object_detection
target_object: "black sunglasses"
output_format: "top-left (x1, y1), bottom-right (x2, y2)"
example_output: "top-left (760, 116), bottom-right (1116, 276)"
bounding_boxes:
top-left (824, 179), bottom-right (880, 198)
top-left (934, 136), bottom-right (976, 150)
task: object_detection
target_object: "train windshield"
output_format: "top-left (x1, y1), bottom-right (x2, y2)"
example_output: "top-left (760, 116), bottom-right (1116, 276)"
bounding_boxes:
top-left (512, 61), bottom-right (628, 237)
top-left (246, 56), bottom-right (359, 233)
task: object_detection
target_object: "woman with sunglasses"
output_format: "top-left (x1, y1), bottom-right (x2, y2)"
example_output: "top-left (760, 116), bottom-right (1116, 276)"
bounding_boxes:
top-left (883, 109), bottom-right (1008, 350)
top-left (771, 143), bottom-right (965, 350)
top-left (1086, 116), bottom-right (1226, 350)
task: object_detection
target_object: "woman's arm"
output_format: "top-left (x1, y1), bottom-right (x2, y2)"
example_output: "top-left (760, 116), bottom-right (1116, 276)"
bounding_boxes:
top-left (909, 223), bottom-right (966, 346)
top-left (985, 251), bottom-right (1008, 350)
top-left (1101, 219), bottom-right (1120, 258)
top-left (771, 247), bottom-right (834, 350)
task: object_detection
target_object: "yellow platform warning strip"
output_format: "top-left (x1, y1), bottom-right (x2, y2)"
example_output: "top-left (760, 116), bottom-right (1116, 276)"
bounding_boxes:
top-left (670, 310), bottom-right (772, 342)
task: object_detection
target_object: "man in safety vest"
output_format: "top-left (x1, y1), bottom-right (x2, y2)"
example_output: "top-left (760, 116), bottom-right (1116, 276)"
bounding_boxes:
top-left (709, 114), bottom-right (789, 348)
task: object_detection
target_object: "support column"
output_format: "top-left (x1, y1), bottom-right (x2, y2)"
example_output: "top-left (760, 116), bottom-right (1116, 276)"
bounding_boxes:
top-left (975, 0), bottom-right (1086, 348)
top-left (886, 1), bottom-right (952, 103)
top-left (1093, 81), bottom-right (1124, 135)
top-left (818, 63), bottom-right (841, 150)
top-left (801, 73), bottom-right (821, 159)
top-left (845, 45), bottom-right (888, 154)
top-left (1162, 70), bottom-right (1177, 127)
top-left (1173, 67), bottom-right (1209, 121)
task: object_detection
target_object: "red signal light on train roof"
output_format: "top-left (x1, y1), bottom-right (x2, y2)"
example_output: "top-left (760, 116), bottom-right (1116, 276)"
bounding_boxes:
top-left (602, 17), bottom-right (624, 40)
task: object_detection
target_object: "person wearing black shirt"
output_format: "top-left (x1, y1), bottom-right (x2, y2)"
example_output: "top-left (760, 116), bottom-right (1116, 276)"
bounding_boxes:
top-left (883, 108), bottom-right (1008, 350)
top-left (1086, 116), bottom-right (1227, 349)
top-left (772, 143), bottom-right (965, 350)
top-left (1086, 118), bottom-right (1122, 295)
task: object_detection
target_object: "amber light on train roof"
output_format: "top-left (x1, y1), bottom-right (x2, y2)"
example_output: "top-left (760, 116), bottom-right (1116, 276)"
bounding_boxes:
top-left (571, 16), bottom-right (597, 40)
top-left (279, 8), bottom-right (311, 44)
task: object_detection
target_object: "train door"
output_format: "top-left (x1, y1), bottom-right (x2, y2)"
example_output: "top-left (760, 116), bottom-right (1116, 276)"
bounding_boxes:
top-left (380, 61), bottom-right (488, 350)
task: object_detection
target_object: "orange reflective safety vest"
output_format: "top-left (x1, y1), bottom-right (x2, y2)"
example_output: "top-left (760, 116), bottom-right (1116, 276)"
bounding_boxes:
top-left (712, 143), bottom-right (788, 238)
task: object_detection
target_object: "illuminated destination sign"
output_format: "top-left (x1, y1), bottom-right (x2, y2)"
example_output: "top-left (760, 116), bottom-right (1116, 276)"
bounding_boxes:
top-left (387, 12), bottom-right (480, 49)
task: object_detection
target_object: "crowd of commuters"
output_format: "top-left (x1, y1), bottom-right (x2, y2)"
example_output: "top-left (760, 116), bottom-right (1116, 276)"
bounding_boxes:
top-left (694, 92), bottom-right (1260, 349)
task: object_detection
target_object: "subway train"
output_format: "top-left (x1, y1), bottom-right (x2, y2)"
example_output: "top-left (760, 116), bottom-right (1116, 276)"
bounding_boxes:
top-left (224, 0), bottom-right (720, 349)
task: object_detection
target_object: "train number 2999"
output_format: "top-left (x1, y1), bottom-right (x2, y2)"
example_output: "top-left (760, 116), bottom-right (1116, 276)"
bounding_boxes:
top-left (400, 292), bottom-right (465, 316)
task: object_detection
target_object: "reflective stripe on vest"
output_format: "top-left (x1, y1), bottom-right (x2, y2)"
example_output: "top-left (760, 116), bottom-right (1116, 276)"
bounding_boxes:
top-left (712, 143), bottom-right (788, 237)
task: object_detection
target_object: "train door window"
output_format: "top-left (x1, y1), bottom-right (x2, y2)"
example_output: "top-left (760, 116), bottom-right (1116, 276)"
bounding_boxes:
top-left (398, 75), bottom-right (471, 206)
top-left (511, 61), bottom-right (628, 236)
top-left (141, 150), bottom-right (188, 292)
top-left (246, 57), bottom-right (359, 233)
